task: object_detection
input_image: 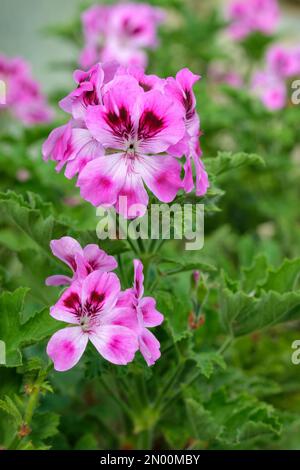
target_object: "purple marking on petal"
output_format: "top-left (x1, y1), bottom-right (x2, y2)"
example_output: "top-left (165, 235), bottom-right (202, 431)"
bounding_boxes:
top-left (138, 110), bottom-right (164, 139)
top-left (63, 292), bottom-right (81, 311)
top-left (62, 340), bottom-right (75, 356)
top-left (105, 106), bottom-right (133, 138)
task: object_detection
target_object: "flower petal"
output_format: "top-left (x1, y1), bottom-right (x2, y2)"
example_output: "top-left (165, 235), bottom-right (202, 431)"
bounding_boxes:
top-left (89, 325), bottom-right (138, 365)
top-left (86, 76), bottom-right (142, 150)
top-left (115, 172), bottom-right (149, 219)
top-left (137, 154), bottom-right (182, 203)
top-left (77, 153), bottom-right (126, 207)
top-left (133, 259), bottom-right (144, 299)
top-left (83, 244), bottom-right (118, 272)
top-left (47, 327), bottom-right (88, 371)
top-left (45, 275), bottom-right (72, 287)
top-left (139, 297), bottom-right (164, 327)
top-left (64, 127), bottom-right (104, 179)
top-left (82, 270), bottom-right (121, 313)
top-left (50, 236), bottom-right (83, 271)
top-left (50, 281), bottom-right (82, 324)
top-left (138, 90), bottom-right (185, 154)
top-left (106, 306), bottom-right (138, 331)
top-left (139, 328), bottom-right (161, 366)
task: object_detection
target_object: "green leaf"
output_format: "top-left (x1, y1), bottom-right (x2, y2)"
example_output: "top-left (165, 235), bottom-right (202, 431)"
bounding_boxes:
top-left (205, 151), bottom-right (265, 177)
top-left (0, 395), bottom-right (23, 425)
top-left (220, 258), bottom-right (300, 336)
top-left (191, 352), bottom-right (226, 379)
top-left (185, 398), bottom-right (220, 441)
top-left (205, 390), bottom-right (281, 448)
top-left (0, 289), bottom-right (58, 367)
top-left (241, 254), bottom-right (269, 293)
top-left (219, 288), bottom-right (300, 337)
top-left (260, 258), bottom-right (300, 294)
top-left (158, 256), bottom-right (216, 275)
top-left (31, 412), bottom-right (60, 441)
top-left (156, 291), bottom-right (191, 342)
top-left (0, 191), bottom-right (68, 254)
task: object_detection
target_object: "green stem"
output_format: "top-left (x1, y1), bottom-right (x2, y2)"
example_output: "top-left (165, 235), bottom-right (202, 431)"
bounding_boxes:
top-left (161, 338), bottom-right (234, 415)
top-left (100, 375), bottom-right (133, 418)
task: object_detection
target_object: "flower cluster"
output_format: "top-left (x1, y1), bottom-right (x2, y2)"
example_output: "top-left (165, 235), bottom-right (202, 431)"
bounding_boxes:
top-left (0, 54), bottom-right (53, 126)
top-left (46, 236), bottom-right (163, 371)
top-left (251, 44), bottom-right (300, 111)
top-left (227, 0), bottom-right (279, 41)
top-left (80, 2), bottom-right (164, 69)
top-left (43, 62), bottom-right (209, 219)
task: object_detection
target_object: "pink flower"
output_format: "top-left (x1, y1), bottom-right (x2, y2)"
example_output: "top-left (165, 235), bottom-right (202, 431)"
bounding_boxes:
top-left (208, 63), bottom-right (244, 89)
top-left (266, 44), bottom-right (300, 79)
top-left (165, 68), bottom-right (209, 196)
top-left (227, 0), bottom-right (279, 41)
top-left (251, 70), bottom-right (286, 111)
top-left (42, 119), bottom-right (104, 178)
top-left (59, 62), bottom-right (119, 120)
top-left (43, 64), bottom-right (208, 216)
top-left (77, 74), bottom-right (185, 218)
top-left (80, 5), bottom-right (114, 68)
top-left (46, 271), bottom-right (138, 371)
top-left (45, 236), bottom-right (117, 287)
top-left (117, 260), bottom-right (164, 366)
top-left (80, 2), bottom-right (164, 69)
top-left (0, 54), bottom-right (53, 125)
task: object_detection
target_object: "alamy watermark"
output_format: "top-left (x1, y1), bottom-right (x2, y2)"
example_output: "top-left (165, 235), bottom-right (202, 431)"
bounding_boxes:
top-left (0, 80), bottom-right (6, 105)
top-left (291, 80), bottom-right (300, 105)
top-left (96, 197), bottom-right (205, 251)
top-left (0, 340), bottom-right (6, 365)
top-left (291, 340), bottom-right (300, 365)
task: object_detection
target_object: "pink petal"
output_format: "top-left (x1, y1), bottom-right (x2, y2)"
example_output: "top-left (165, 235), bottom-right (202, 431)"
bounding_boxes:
top-left (115, 172), bottom-right (149, 219)
top-left (47, 327), bottom-right (88, 372)
top-left (182, 156), bottom-right (194, 193)
top-left (176, 68), bottom-right (200, 95)
top-left (86, 77), bottom-right (142, 149)
top-left (82, 271), bottom-right (121, 313)
top-left (137, 154), bottom-right (182, 203)
top-left (139, 328), bottom-right (161, 366)
top-left (77, 153), bottom-right (126, 207)
top-left (89, 325), bottom-right (138, 365)
top-left (83, 244), bottom-right (118, 273)
top-left (45, 274), bottom-right (72, 287)
top-left (42, 122), bottom-right (73, 166)
top-left (50, 281), bottom-right (82, 324)
top-left (138, 90), bottom-right (185, 154)
top-left (50, 236), bottom-right (82, 271)
top-left (133, 259), bottom-right (144, 299)
top-left (107, 306), bottom-right (138, 331)
top-left (194, 157), bottom-right (209, 196)
top-left (116, 289), bottom-right (135, 308)
top-left (139, 297), bottom-right (164, 327)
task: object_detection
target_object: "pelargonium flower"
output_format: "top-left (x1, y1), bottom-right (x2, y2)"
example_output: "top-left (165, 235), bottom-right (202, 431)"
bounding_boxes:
top-left (47, 270), bottom-right (138, 371)
top-left (77, 74), bottom-right (185, 218)
top-left (266, 44), bottom-right (300, 79)
top-left (80, 2), bottom-right (164, 69)
top-left (251, 70), bottom-right (286, 111)
top-left (43, 64), bottom-right (209, 218)
top-left (0, 54), bottom-right (53, 125)
top-left (227, 0), bottom-right (279, 41)
top-left (208, 63), bottom-right (244, 89)
top-left (251, 42), bottom-right (300, 111)
top-left (46, 236), bottom-right (117, 287)
top-left (117, 260), bottom-right (164, 366)
top-left (42, 119), bottom-right (104, 179)
top-left (80, 5), bottom-right (112, 69)
top-left (165, 68), bottom-right (209, 196)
